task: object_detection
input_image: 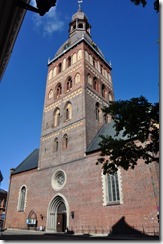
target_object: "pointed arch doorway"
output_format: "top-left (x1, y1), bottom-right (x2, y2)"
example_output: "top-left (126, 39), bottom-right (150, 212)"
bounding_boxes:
top-left (47, 194), bottom-right (68, 232)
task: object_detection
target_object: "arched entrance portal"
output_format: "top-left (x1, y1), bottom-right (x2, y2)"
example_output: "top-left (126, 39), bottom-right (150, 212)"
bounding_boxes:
top-left (47, 195), bottom-right (68, 232)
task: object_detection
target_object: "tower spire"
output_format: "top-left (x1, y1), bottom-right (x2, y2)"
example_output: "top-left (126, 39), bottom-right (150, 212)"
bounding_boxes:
top-left (78, 0), bottom-right (83, 11)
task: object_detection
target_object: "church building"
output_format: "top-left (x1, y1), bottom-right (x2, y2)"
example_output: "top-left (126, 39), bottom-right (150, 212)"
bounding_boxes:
top-left (5, 5), bottom-right (159, 236)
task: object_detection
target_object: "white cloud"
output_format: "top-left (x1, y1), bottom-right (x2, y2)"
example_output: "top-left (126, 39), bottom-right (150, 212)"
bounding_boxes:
top-left (31, 0), bottom-right (65, 37)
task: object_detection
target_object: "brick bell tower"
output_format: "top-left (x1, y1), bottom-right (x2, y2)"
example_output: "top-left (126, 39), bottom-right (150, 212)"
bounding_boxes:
top-left (38, 5), bottom-right (114, 170)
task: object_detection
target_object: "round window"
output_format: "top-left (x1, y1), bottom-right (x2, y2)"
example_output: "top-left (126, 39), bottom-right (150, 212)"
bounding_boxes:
top-left (52, 170), bottom-right (66, 190)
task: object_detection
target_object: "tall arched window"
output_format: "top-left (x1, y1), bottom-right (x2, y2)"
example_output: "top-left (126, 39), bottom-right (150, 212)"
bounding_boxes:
top-left (65, 77), bottom-right (72, 92)
top-left (18, 186), bottom-right (26, 211)
top-left (53, 108), bottom-right (60, 127)
top-left (56, 83), bottom-right (62, 98)
top-left (65, 102), bottom-right (72, 121)
top-left (93, 77), bottom-right (99, 92)
top-left (62, 134), bottom-right (68, 149)
top-left (102, 84), bottom-right (106, 98)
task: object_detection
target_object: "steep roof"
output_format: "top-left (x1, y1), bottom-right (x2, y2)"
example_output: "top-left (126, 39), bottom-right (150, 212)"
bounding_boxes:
top-left (12, 149), bottom-right (39, 175)
top-left (86, 121), bottom-right (128, 154)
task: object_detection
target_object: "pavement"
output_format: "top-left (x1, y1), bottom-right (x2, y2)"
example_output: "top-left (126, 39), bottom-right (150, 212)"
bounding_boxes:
top-left (0, 228), bottom-right (160, 241)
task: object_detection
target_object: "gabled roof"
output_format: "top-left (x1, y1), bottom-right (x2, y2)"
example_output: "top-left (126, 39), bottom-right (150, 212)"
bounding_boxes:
top-left (12, 149), bottom-right (39, 175)
top-left (86, 121), bottom-right (128, 154)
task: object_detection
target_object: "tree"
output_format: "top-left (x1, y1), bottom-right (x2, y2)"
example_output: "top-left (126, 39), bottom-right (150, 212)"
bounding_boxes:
top-left (130, 0), bottom-right (159, 13)
top-left (97, 96), bottom-right (159, 174)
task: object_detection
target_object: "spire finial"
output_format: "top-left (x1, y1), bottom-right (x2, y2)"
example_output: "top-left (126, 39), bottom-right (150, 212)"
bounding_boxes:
top-left (78, 0), bottom-right (83, 11)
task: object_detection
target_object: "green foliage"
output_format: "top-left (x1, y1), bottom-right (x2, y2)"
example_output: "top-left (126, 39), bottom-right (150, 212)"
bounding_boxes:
top-left (130, 0), bottom-right (159, 12)
top-left (97, 96), bottom-right (159, 174)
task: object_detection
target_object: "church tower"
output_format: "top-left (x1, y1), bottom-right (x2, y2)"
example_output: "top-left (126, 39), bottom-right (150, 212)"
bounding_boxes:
top-left (38, 5), bottom-right (114, 170)
top-left (5, 3), bottom-right (159, 235)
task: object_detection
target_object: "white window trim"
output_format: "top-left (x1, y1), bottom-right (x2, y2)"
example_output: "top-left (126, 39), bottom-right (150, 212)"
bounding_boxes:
top-left (101, 169), bottom-right (123, 206)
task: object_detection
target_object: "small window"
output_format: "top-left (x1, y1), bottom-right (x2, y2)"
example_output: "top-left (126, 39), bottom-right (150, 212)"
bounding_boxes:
top-left (56, 83), bottom-right (62, 98)
top-left (75, 73), bottom-right (80, 84)
top-left (62, 134), bottom-right (68, 149)
top-left (93, 77), bottom-right (99, 92)
top-left (58, 63), bottom-right (62, 73)
top-left (48, 89), bottom-right (53, 99)
top-left (66, 77), bottom-right (72, 92)
top-left (53, 137), bottom-right (59, 152)
top-left (102, 84), bottom-right (106, 98)
top-left (53, 108), bottom-right (60, 127)
top-left (67, 56), bottom-right (71, 67)
top-left (65, 102), bottom-right (72, 121)
top-left (95, 102), bottom-right (100, 121)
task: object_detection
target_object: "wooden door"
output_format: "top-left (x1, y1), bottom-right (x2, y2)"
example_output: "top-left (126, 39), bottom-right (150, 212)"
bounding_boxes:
top-left (57, 213), bottom-right (66, 232)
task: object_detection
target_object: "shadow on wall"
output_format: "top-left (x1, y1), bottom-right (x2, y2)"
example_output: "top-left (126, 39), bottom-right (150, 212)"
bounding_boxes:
top-left (108, 216), bottom-right (159, 237)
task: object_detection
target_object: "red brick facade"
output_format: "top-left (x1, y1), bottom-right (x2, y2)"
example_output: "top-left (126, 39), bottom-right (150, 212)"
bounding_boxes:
top-left (5, 9), bottom-right (159, 236)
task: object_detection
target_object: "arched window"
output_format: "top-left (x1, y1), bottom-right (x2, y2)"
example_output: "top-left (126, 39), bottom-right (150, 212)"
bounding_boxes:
top-left (93, 77), bottom-right (99, 92)
top-left (87, 73), bottom-right (92, 85)
top-left (65, 77), bottom-right (72, 92)
top-left (78, 23), bottom-right (83, 28)
top-left (53, 137), bottom-right (59, 152)
top-left (102, 84), bottom-right (106, 98)
top-left (107, 172), bottom-right (120, 203)
top-left (58, 63), bottom-right (62, 74)
top-left (65, 102), bottom-right (72, 121)
top-left (77, 50), bottom-right (82, 60)
top-left (75, 73), bottom-right (80, 84)
top-left (48, 89), bottom-right (53, 99)
top-left (72, 53), bottom-right (77, 64)
top-left (48, 70), bottom-right (52, 80)
top-left (56, 83), bottom-right (62, 98)
top-left (62, 134), bottom-right (68, 149)
top-left (53, 108), bottom-right (60, 127)
top-left (67, 56), bottom-right (71, 68)
top-left (18, 186), bottom-right (26, 211)
top-left (95, 102), bottom-right (100, 121)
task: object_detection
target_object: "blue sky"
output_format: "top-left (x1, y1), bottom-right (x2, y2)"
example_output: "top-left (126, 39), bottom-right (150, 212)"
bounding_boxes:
top-left (0, 0), bottom-right (159, 191)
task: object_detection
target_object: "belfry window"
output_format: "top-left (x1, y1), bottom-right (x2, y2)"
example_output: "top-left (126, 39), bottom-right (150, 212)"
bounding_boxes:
top-left (78, 23), bottom-right (83, 29)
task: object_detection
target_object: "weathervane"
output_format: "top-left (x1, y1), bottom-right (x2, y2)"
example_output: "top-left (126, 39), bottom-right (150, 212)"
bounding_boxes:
top-left (78, 0), bottom-right (83, 11)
